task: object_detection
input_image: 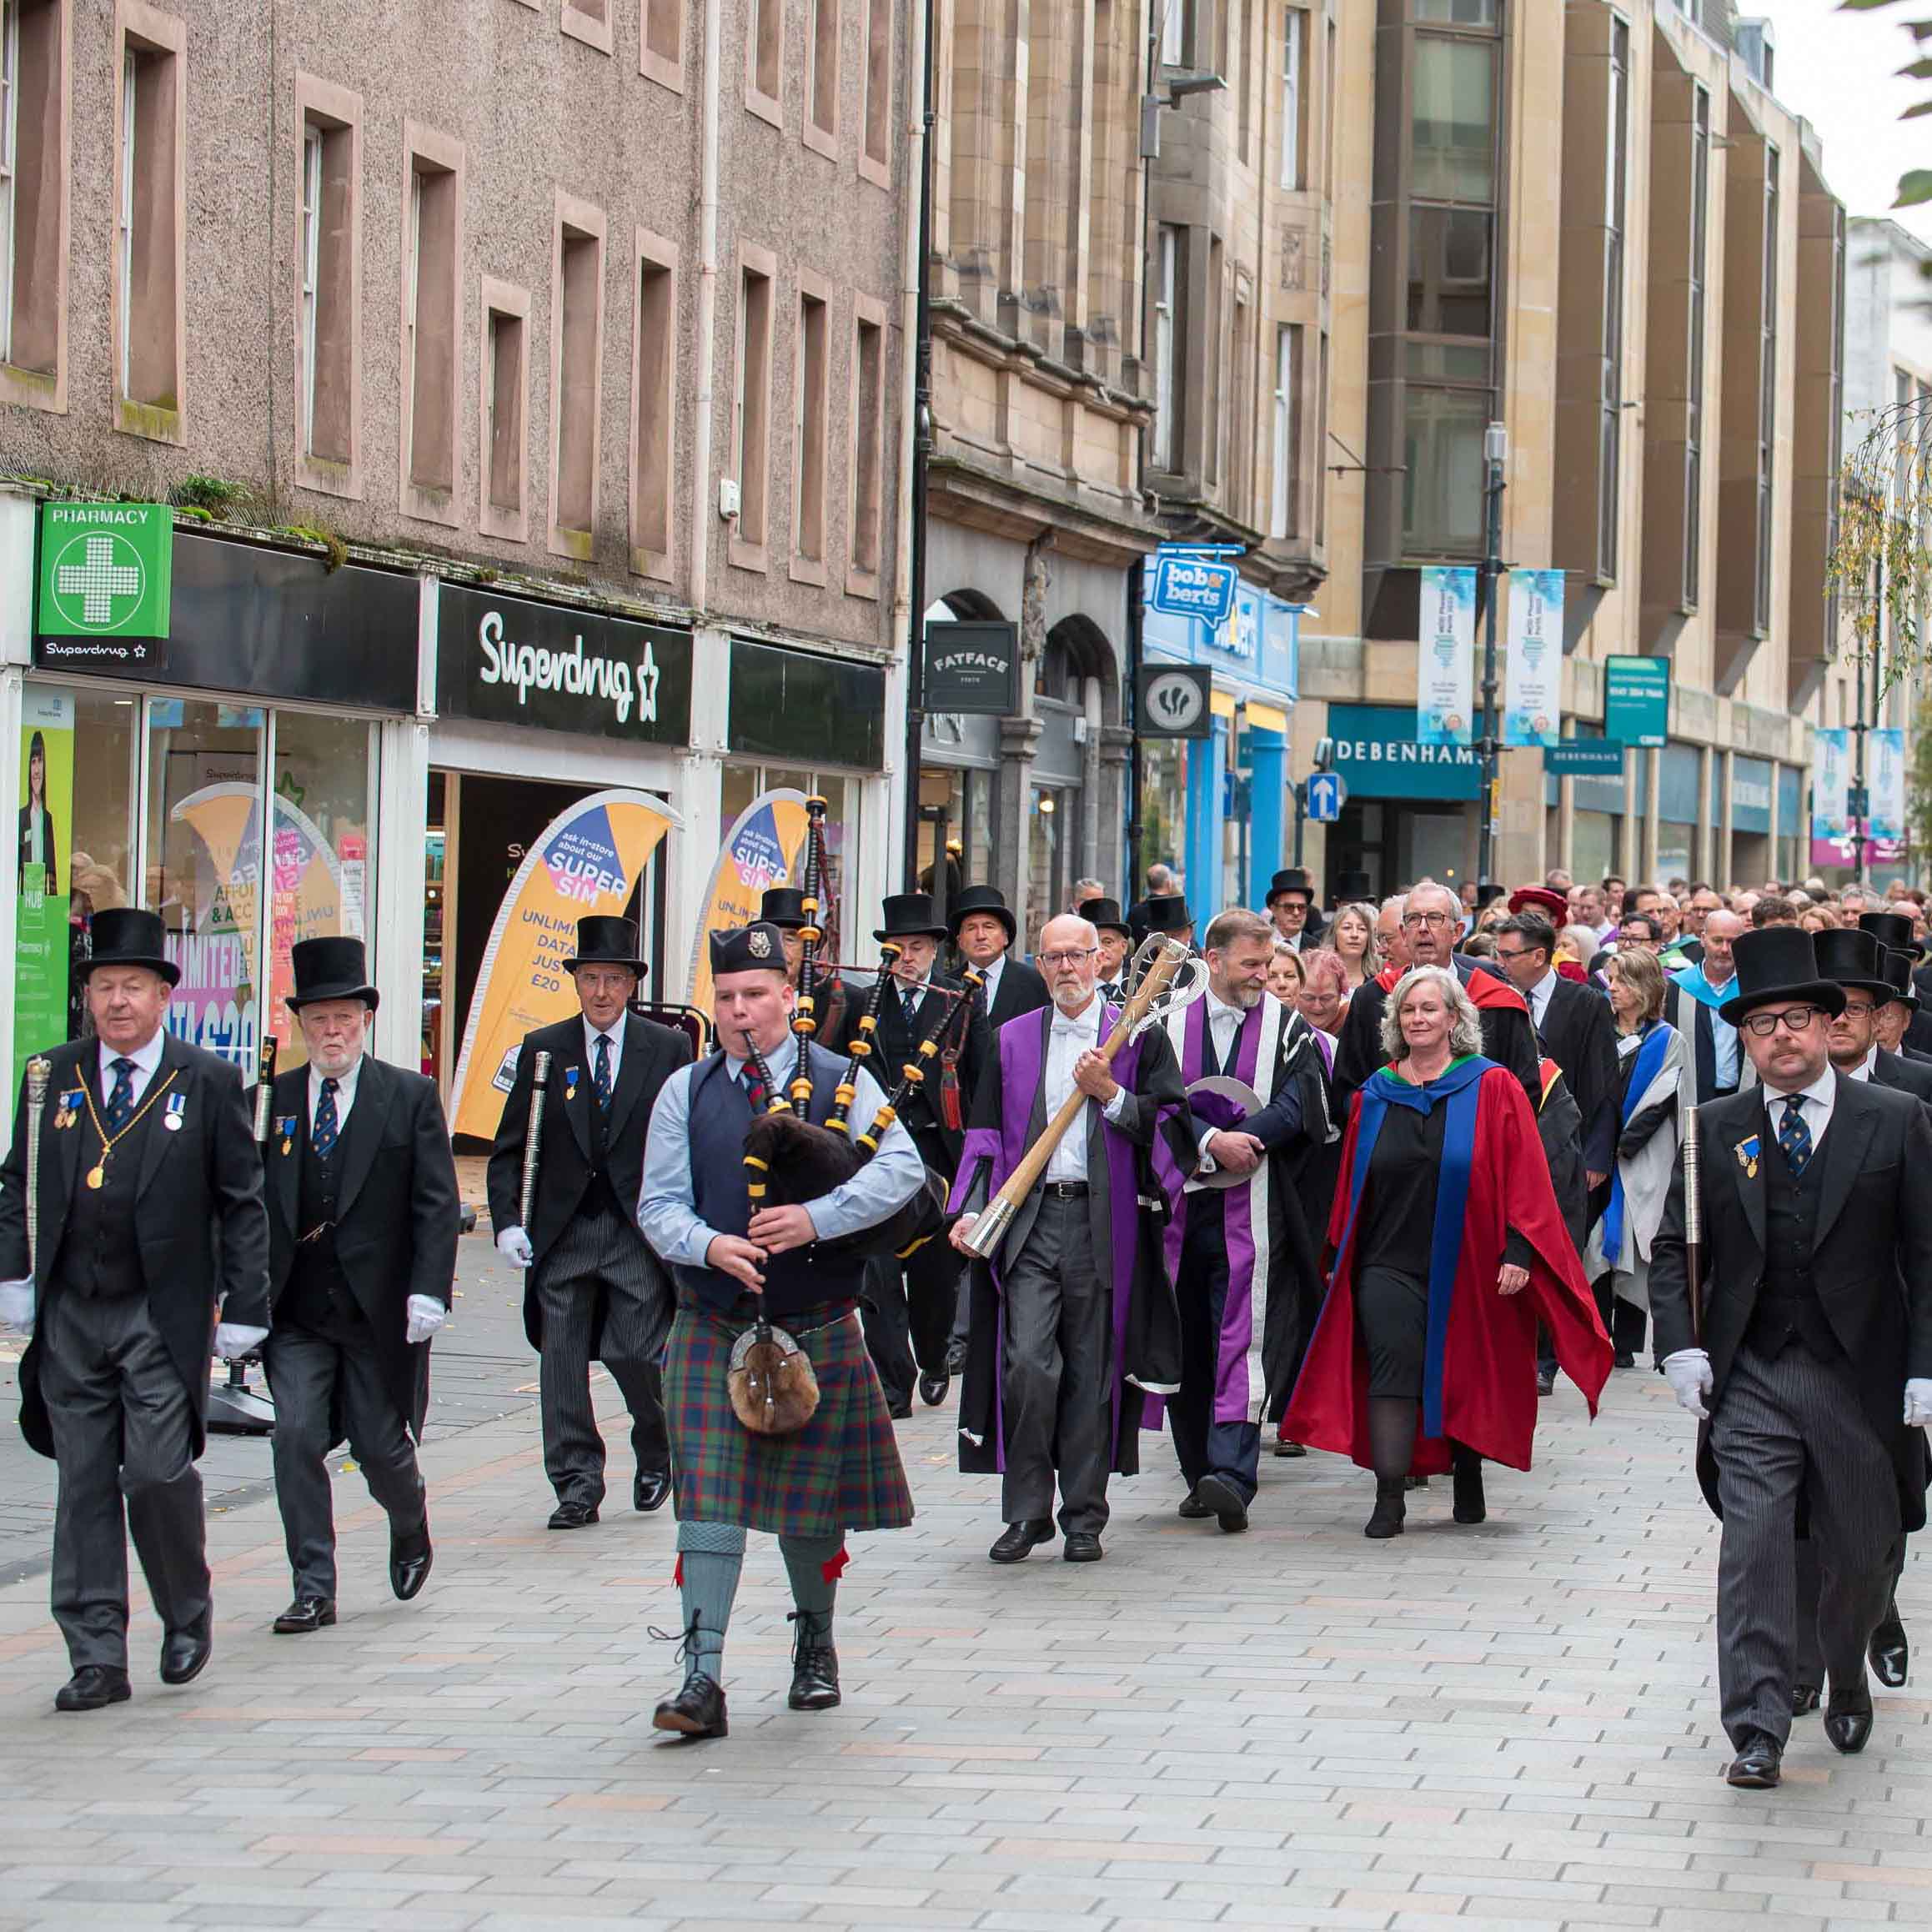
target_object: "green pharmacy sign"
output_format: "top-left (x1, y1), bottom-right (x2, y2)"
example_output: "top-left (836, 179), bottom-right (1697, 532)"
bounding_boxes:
top-left (36, 502), bottom-right (174, 646)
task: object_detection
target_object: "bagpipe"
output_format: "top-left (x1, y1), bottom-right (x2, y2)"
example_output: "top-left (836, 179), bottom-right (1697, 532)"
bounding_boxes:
top-left (740, 795), bottom-right (977, 1262)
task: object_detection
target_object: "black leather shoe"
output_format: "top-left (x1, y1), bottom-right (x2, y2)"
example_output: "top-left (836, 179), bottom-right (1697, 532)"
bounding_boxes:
top-left (989, 1520), bottom-right (1054, 1563)
top-left (1614, 1350), bottom-right (1636, 1370)
top-left (886, 1398), bottom-right (913, 1421)
top-left (1536, 1367), bottom-right (1556, 1398)
top-left (653, 1673), bottom-right (728, 1739)
top-left (1364, 1477), bottom-right (1406, 1539)
top-left (787, 1610), bottom-right (841, 1710)
top-left (918, 1372), bottom-right (950, 1407)
top-left (548, 1500), bottom-right (600, 1530)
top-left (1824, 1686), bottom-right (1874, 1755)
top-left (1792, 1682), bottom-right (1821, 1716)
top-left (1272, 1438), bottom-right (1307, 1458)
top-left (54, 1665), bottom-right (131, 1712)
top-left (1062, 1533), bottom-right (1104, 1563)
top-left (1869, 1602), bottom-right (1909, 1688)
top-left (1725, 1732), bottom-right (1783, 1789)
top-left (945, 1337), bottom-right (968, 1375)
top-left (634, 1469), bottom-right (672, 1513)
top-left (1177, 1488), bottom-right (1213, 1520)
top-left (159, 1628), bottom-right (211, 1686)
top-left (273, 1597), bottom-right (338, 1634)
top-left (389, 1524), bottom-right (434, 1602)
top-left (1194, 1473), bottom-right (1249, 1534)
top-left (1451, 1448), bottom-right (1486, 1526)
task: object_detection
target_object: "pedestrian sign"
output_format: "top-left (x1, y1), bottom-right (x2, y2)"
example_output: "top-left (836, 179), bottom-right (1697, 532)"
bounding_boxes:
top-left (1305, 771), bottom-right (1346, 823)
top-left (37, 502), bottom-right (173, 642)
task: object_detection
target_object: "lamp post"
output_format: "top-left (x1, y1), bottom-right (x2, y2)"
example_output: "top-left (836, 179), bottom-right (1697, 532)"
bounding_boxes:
top-left (1476, 419), bottom-right (1508, 888)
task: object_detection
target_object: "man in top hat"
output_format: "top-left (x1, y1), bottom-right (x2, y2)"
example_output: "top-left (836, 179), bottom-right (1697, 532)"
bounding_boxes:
top-left (258, 937), bottom-right (459, 1634)
top-left (636, 923), bottom-right (925, 1740)
top-left (949, 884), bottom-right (1049, 1030)
top-left (0, 907), bottom-right (270, 1711)
top-left (1649, 926), bottom-right (1932, 1789)
top-left (762, 885), bottom-right (849, 1046)
top-left (1079, 896), bottom-right (1135, 1003)
top-left (1266, 869), bottom-right (1324, 952)
top-left (834, 891), bottom-right (988, 1413)
top-left (1141, 893), bottom-right (1196, 951)
top-left (1860, 912), bottom-right (1932, 1061)
top-left (487, 916), bottom-right (694, 1527)
top-left (1817, 927), bottom-right (1932, 1108)
top-left (1874, 946), bottom-right (1932, 1066)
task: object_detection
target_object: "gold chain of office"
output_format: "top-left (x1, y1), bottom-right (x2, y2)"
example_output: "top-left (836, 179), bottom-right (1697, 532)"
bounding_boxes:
top-left (78, 1069), bottom-right (181, 1191)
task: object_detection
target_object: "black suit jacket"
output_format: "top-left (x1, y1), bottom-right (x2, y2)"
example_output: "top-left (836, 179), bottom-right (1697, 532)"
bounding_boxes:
top-left (983, 955), bottom-right (1050, 1031)
top-left (0, 1032), bottom-right (270, 1459)
top-left (1649, 1074), bottom-right (1932, 1526)
top-left (265, 1056), bottom-right (460, 1436)
top-left (1870, 1047), bottom-right (1932, 1111)
top-left (1535, 975), bottom-right (1620, 1177)
top-left (836, 971), bottom-right (989, 1168)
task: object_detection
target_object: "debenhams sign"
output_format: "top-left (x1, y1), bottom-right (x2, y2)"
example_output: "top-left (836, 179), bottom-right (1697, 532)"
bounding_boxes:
top-left (437, 584), bottom-right (693, 744)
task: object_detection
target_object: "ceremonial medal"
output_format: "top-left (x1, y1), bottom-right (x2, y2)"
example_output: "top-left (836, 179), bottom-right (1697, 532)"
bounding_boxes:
top-left (163, 1093), bottom-right (187, 1132)
top-left (565, 1066), bottom-right (581, 1102)
top-left (1735, 1134), bottom-right (1760, 1181)
top-left (86, 1162), bottom-right (106, 1190)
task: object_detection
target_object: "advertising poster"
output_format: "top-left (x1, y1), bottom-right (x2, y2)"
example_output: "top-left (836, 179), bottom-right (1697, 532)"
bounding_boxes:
top-left (1809, 726), bottom-right (1850, 869)
top-left (449, 788), bottom-right (680, 1141)
top-left (1503, 569), bottom-right (1562, 749)
top-left (167, 781), bottom-right (264, 1069)
top-left (686, 790), bottom-right (814, 1018)
top-left (263, 791), bottom-right (357, 1061)
top-left (13, 690), bottom-right (76, 1093)
top-left (1417, 566), bottom-right (1476, 746)
top-left (1870, 727), bottom-right (1907, 850)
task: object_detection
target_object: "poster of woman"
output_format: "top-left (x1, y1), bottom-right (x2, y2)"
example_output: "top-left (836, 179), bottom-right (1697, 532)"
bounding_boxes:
top-left (17, 728), bottom-right (58, 896)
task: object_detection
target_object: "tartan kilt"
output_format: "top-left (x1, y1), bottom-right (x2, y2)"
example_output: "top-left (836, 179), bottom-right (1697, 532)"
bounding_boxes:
top-left (664, 1296), bottom-right (915, 1537)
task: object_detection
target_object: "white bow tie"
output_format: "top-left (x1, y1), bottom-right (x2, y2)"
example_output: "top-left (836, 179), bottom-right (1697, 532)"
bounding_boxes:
top-left (1052, 1017), bottom-right (1094, 1038)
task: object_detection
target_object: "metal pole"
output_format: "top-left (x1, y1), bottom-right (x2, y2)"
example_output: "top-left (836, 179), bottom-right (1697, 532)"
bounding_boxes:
top-left (1478, 429), bottom-right (1506, 886)
top-left (1854, 539), bottom-right (1880, 886)
top-left (901, 0), bottom-right (937, 888)
top-left (1127, 557), bottom-right (1145, 899)
top-left (1292, 781), bottom-right (1306, 867)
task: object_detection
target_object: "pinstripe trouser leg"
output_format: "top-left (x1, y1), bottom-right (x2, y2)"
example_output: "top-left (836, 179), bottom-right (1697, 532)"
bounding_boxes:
top-left (1711, 1342), bottom-right (1899, 1748)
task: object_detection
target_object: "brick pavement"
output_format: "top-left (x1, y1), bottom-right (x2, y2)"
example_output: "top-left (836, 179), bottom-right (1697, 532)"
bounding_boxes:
top-left (0, 1355), bottom-right (1929, 1931)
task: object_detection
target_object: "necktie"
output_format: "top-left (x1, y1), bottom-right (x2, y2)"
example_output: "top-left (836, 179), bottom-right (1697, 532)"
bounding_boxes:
top-left (313, 1076), bottom-right (340, 1160)
top-left (594, 1032), bottom-right (614, 1112)
top-left (1777, 1094), bottom-right (1812, 1178)
top-left (740, 1061), bottom-right (768, 1112)
top-left (104, 1057), bottom-right (137, 1134)
top-left (902, 986), bottom-right (920, 1026)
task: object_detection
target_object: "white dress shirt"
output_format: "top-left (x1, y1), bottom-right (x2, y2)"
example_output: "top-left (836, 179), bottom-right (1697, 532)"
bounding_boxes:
top-left (1759, 1064), bottom-right (1838, 1153)
top-left (309, 1053), bottom-right (364, 1131)
top-left (97, 1028), bottom-right (168, 1109)
top-left (584, 1016), bottom-right (625, 1088)
top-left (1526, 966), bottom-right (1559, 1036)
top-left (1845, 1046), bottom-right (1879, 1083)
top-left (1041, 996), bottom-right (1129, 1182)
top-left (977, 955), bottom-right (1006, 1011)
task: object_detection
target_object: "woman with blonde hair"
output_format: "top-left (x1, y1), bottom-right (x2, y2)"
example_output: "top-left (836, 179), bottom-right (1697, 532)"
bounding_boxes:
top-left (1284, 966), bottom-right (1610, 1537)
top-left (1294, 946), bottom-right (1348, 1043)
top-left (1325, 901), bottom-right (1378, 994)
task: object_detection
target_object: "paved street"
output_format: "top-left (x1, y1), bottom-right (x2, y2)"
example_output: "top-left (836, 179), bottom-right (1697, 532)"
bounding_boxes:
top-left (2, 1241), bottom-right (1930, 1932)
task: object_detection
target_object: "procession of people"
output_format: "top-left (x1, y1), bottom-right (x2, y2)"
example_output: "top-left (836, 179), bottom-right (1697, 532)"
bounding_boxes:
top-left (3, 854), bottom-right (1931, 1794)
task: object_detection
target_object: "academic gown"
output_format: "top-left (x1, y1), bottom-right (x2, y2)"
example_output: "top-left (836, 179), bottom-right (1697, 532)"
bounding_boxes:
top-left (1284, 1057), bottom-right (1612, 1475)
top-left (947, 1003), bottom-right (1195, 1478)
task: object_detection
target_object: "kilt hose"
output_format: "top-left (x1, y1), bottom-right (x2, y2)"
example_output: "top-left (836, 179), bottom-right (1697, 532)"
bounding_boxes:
top-left (663, 1296), bottom-right (914, 1538)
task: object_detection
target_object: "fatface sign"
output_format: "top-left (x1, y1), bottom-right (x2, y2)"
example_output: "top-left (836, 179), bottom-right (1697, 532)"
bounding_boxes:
top-left (437, 585), bottom-right (693, 743)
top-left (923, 620), bottom-right (1020, 715)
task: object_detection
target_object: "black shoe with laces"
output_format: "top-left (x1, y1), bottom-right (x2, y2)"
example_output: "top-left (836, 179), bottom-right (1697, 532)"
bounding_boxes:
top-left (654, 1673), bottom-right (729, 1739)
top-left (787, 1609), bottom-right (841, 1710)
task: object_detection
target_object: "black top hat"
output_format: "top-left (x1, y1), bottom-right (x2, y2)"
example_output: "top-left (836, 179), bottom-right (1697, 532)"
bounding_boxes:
top-left (1334, 870), bottom-right (1373, 903)
top-left (287, 935), bottom-right (379, 1011)
top-left (1142, 894), bottom-right (1193, 935)
top-left (760, 887), bottom-right (809, 931)
top-left (83, 907), bottom-right (180, 987)
top-left (873, 891), bottom-right (948, 942)
top-left (1475, 881), bottom-right (1509, 909)
top-left (1077, 896), bottom-right (1132, 940)
top-left (1718, 927), bottom-right (1846, 1026)
top-left (1881, 946), bottom-right (1920, 1009)
top-left (1812, 927), bottom-right (1894, 1003)
top-left (1267, 867), bottom-right (1317, 906)
top-left (946, 883), bottom-right (1016, 945)
top-left (710, 922), bottom-right (788, 976)
top-left (1859, 911), bottom-right (1925, 962)
top-left (563, 916), bottom-right (646, 975)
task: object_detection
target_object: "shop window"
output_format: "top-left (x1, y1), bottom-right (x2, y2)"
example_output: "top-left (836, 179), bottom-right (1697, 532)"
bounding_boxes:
top-left (549, 193), bottom-right (606, 559)
top-left (730, 246), bottom-right (775, 566)
top-left (720, 759), bottom-right (862, 968)
top-left (113, 3), bottom-right (185, 442)
top-left (562, 0), bottom-right (613, 56)
top-left (729, 637), bottom-right (886, 770)
top-left (0, 0), bottom-right (69, 410)
top-left (630, 232), bottom-right (677, 578)
top-left (402, 128), bottom-right (463, 520)
top-left (860, 0), bottom-right (891, 185)
top-left (1279, 5), bottom-right (1303, 191)
top-left (805, 0), bottom-right (838, 156)
top-left (793, 276), bottom-right (830, 580)
top-left (747, 0), bottom-right (780, 123)
top-left (641, 0), bottom-right (684, 90)
top-left (1151, 224), bottom-right (1181, 471)
top-left (847, 298), bottom-right (884, 593)
top-left (68, 690), bottom-right (137, 922)
top-left (479, 275), bottom-right (529, 541)
top-left (294, 75), bottom-right (361, 494)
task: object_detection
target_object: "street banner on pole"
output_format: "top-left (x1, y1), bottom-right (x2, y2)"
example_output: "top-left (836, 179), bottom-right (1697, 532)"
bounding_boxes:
top-left (1417, 566), bottom-right (1475, 745)
top-left (450, 788), bottom-right (680, 1140)
top-left (1810, 727), bottom-right (1851, 868)
top-left (1503, 569), bottom-right (1562, 749)
top-left (1871, 727), bottom-right (1907, 852)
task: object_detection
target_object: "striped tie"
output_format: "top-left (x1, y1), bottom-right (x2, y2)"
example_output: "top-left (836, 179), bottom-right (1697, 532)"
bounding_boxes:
top-left (1776, 1095), bottom-right (1812, 1179)
top-left (312, 1077), bottom-right (340, 1160)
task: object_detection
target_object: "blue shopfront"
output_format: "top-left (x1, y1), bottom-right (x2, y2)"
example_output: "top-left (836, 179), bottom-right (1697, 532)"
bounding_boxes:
top-left (1140, 563), bottom-right (1302, 911)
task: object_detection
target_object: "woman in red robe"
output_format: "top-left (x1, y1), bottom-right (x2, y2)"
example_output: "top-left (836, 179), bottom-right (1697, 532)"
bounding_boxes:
top-left (1283, 966), bottom-right (1611, 1538)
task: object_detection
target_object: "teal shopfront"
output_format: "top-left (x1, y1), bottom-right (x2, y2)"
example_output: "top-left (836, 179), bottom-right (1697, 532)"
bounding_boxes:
top-left (1325, 704), bottom-right (1481, 902)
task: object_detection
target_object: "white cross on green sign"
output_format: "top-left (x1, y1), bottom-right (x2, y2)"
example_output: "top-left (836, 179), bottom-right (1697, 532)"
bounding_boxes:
top-left (36, 503), bottom-right (173, 640)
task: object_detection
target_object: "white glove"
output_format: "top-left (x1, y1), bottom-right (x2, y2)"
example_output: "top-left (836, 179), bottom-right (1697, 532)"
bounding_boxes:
top-left (405, 1294), bottom-right (447, 1345)
top-left (1905, 1379), bottom-right (1932, 1428)
top-left (0, 1280), bottom-right (33, 1334)
top-left (495, 1226), bottom-right (534, 1269)
top-left (1662, 1347), bottom-right (1713, 1420)
top-left (214, 1322), bottom-right (269, 1362)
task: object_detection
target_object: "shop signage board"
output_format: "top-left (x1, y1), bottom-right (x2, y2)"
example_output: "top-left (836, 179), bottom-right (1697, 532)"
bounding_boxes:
top-left (437, 584), bottom-right (694, 744)
top-left (923, 620), bottom-right (1020, 716)
top-left (13, 689), bottom-right (75, 1092)
top-left (1417, 566), bottom-right (1476, 745)
top-left (1543, 741), bottom-right (1625, 777)
top-left (1503, 569), bottom-right (1562, 749)
top-left (35, 502), bottom-right (174, 659)
top-left (1603, 655), bottom-right (1669, 749)
top-left (1147, 548), bottom-right (1240, 627)
top-left (1139, 664), bottom-right (1213, 739)
top-left (1328, 704), bottom-right (1481, 802)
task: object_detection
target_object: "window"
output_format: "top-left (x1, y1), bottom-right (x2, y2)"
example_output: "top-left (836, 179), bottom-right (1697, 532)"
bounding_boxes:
top-left (640, 0), bottom-right (683, 88)
top-left (0, 3), bottom-right (16, 358)
top-left (1754, 148), bottom-right (1779, 635)
top-left (1322, 17), bottom-right (1337, 196)
top-left (294, 76), bottom-right (360, 493)
top-left (1403, 387), bottom-right (1489, 555)
top-left (860, 0), bottom-right (891, 183)
top-left (1411, 33), bottom-right (1494, 201)
top-left (1684, 83), bottom-right (1709, 607)
top-left (1271, 324), bottom-right (1301, 541)
top-left (562, 0), bottom-right (613, 56)
top-left (793, 276), bottom-right (830, 576)
top-left (479, 275), bottom-right (529, 540)
top-left (1597, 16), bottom-right (1629, 580)
top-left (2, 0), bottom-right (68, 404)
top-left (1205, 236), bottom-right (1223, 487)
top-left (747, 0), bottom-right (780, 121)
top-left (1315, 329), bottom-right (1329, 545)
top-left (1279, 6), bottom-right (1302, 190)
top-left (848, 299), bottom-right (885, 591)
top-left (113, 3), bottom-right (184, 439)
top-left (1162, 0), bottom-right (1187, 65)
top-left (400, 126), bottom-right (462, 519)
top-left (806, 0), bottom-right (838, 154)
top-left (1152, 223), bottom-right (1179, 469)
top-left (730, 247), bottom-right (775, 565)
top-left (549, 194), bottom-right (606, 558)
top-left (630, 233), bottom-right (676, 576)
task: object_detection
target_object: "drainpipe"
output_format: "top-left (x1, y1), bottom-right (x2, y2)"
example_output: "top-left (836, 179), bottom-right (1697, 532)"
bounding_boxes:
top-left (689, 0), bottom-right (724, 620)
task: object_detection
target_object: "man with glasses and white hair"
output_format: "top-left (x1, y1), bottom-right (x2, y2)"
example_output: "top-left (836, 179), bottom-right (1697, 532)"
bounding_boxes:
top-left (948, 914), bottom-right (1193, 1565)
top-left (1332, 879), bottom-right (1540, 1110)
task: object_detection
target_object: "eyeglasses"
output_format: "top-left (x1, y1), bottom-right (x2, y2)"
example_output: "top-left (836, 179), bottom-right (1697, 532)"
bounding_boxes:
top-left (1491, 946), bottom-right (1540, 964)
top-left (1839, 1000), bottom-right (1878, 1019)
top-left (1739, 1006), bottom-right (1826, 1037)
top-left (1038, 946), bottom-right (1098, 967)
top-left (1401, 910), bottom-right (1454, 929)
